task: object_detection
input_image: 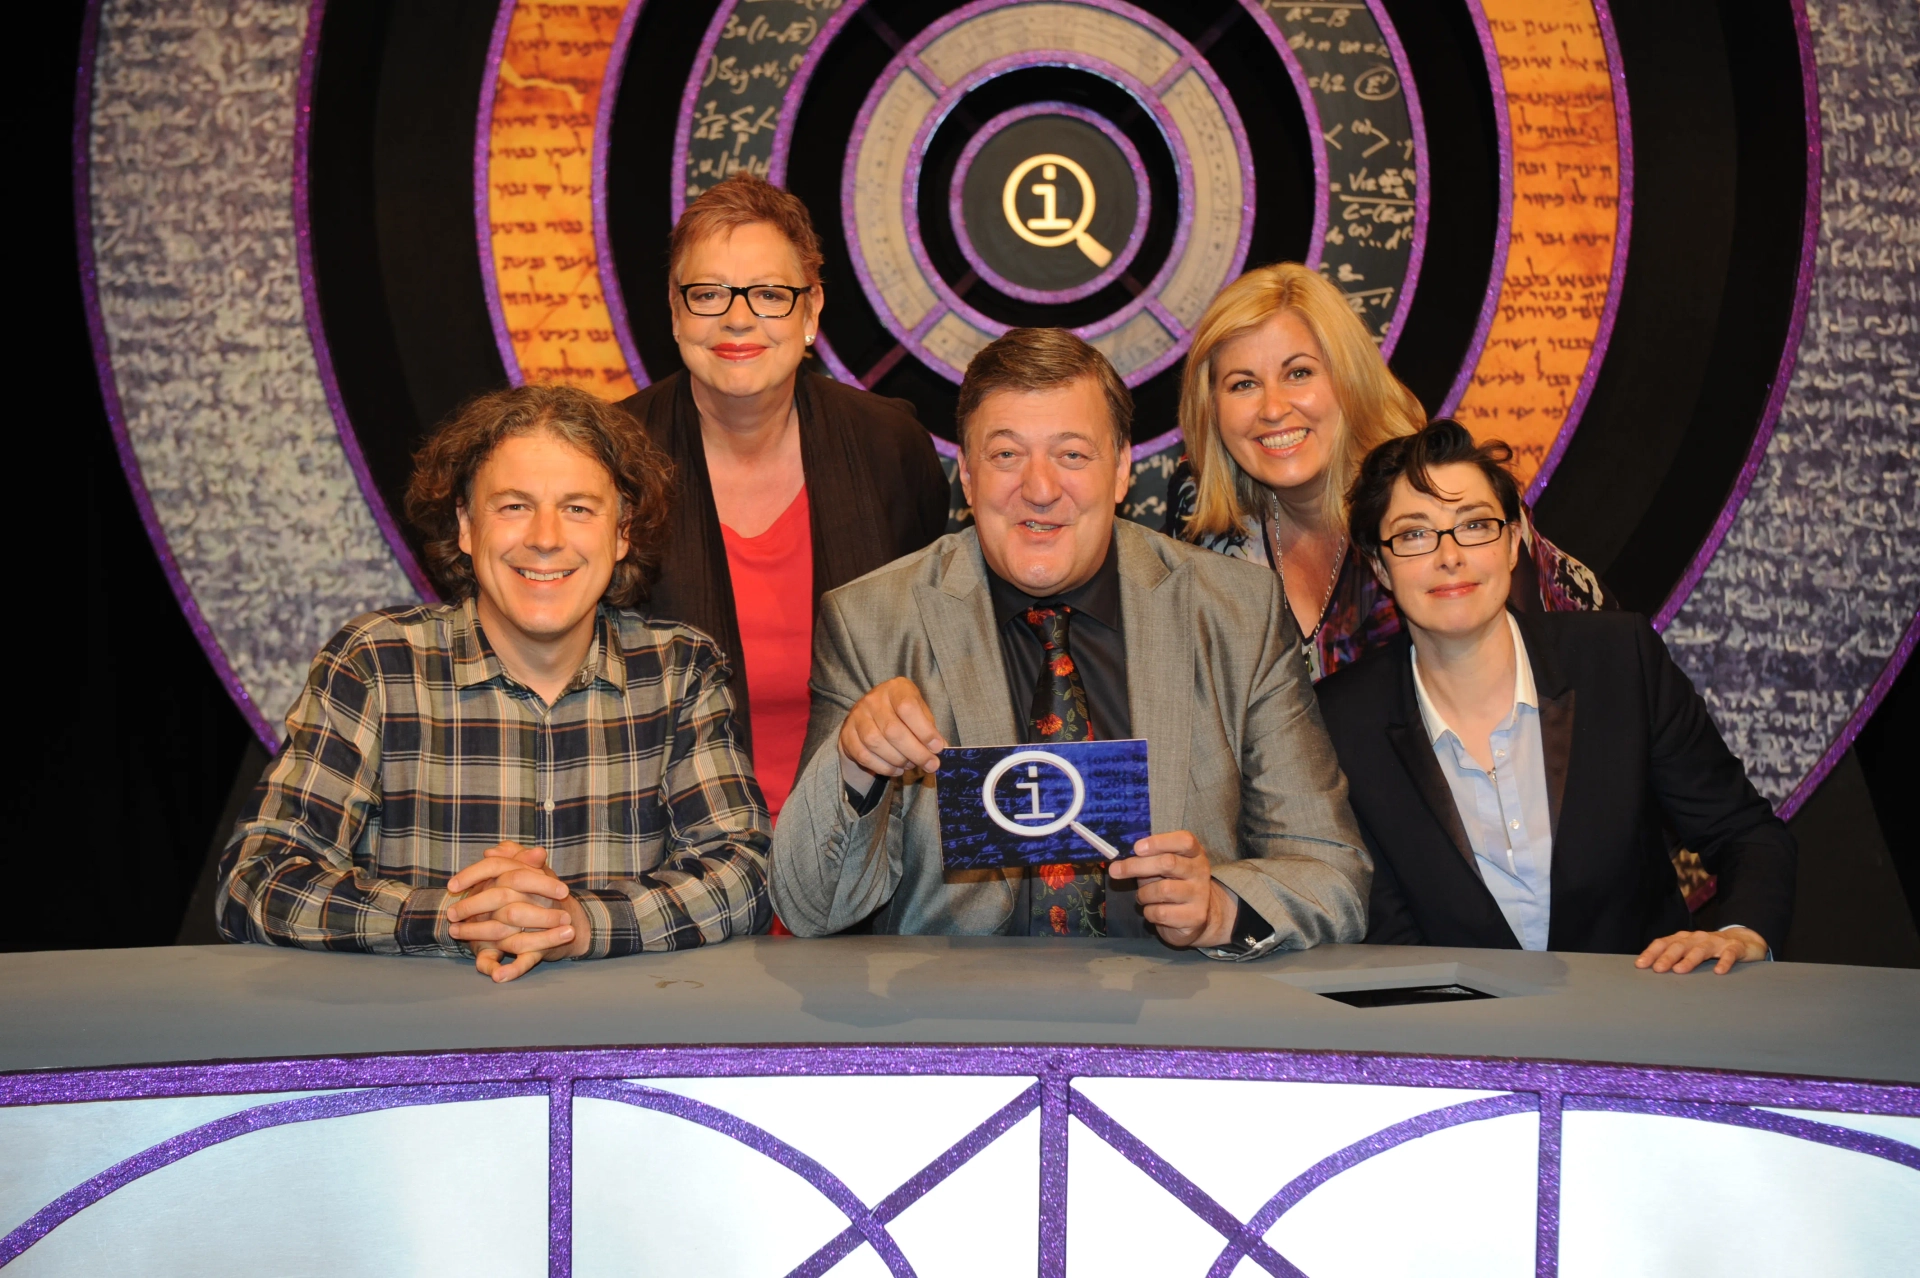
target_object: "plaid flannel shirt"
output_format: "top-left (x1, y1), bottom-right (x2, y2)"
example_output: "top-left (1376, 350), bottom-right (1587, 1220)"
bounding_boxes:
top-left (218, 599), bottom-right (772, 957)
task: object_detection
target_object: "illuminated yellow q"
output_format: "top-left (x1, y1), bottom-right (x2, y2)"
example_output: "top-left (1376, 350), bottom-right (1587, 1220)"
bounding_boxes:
top-left (1002, 153), bottom-right (1112, 267)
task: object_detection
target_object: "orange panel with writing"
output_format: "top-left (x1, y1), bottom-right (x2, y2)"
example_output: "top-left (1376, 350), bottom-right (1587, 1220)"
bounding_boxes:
top-left (1458, 0), bottom-right (1624, 487)
top-left (486, 0), bottom-right (638, 400)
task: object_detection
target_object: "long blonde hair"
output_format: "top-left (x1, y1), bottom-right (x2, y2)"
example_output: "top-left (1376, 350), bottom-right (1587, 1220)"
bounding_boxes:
top-left (1179, 262), bottom-right (1425, 538)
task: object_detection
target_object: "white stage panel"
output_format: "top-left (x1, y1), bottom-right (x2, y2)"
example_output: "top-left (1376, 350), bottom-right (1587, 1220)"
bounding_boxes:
top-left (1072, 1076), bottom-right (1505, 1221)
top-left (1560, 1110), bottom-right (1920, 1277)
top-left (888, 1110), bottom-right (1040, 1277)
top-left (1, 1090), bottom-right (332, 1236)
top-left (573, 1094), bottom-right (852, 1278)
top-left (1065, 1111), bottom-right (1231, 1277)
top-left (1267, 1110), bottom-right (1538, 1278)
top-left (633, 1074), bottom-right (1035, 1204)
top-left (5, 1096), bottom-right (547, 1278)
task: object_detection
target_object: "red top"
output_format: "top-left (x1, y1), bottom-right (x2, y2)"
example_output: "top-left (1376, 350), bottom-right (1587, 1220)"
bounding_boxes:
top-left (720, 486), bottom-right (814, 823)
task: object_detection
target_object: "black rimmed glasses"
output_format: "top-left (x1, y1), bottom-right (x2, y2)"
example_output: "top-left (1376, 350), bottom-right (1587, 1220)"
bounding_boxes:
top-left (677, 282), bottom-right (813, 319)
top-left (1382, 517), bottom-right (1511, 557)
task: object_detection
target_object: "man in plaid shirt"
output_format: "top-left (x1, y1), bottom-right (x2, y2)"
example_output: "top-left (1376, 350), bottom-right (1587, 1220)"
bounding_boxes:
top-left (218, 385), bottom-right (771, 981)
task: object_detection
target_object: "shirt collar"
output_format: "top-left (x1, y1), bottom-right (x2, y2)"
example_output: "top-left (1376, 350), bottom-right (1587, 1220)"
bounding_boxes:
top-left (985, 533), bottom-right (1123, 633)
top-left (451, 596), bottom-right (622, 696)
top-left (1411, 611), bottom-right (1537, 745)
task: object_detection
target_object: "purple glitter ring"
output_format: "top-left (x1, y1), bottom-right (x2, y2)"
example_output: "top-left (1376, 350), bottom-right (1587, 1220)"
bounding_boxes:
top-left (295, 0), bottom-right (437, 605)
top-left (1526, 0), bottom-right (1636, 501)
top-left (1437, 0), bottom-right (1516, 420)
top-left (73, 0), bottom-right (277, 745)
top-left (474, 0), bottom-right (520, 386)
top-left (1366, 0), bottom-right (1430, 359)
top-left (837, 1), bottom-right (1264, 391)
top-left (947, 101), bottom-right (1153, 306)
top-left (668, 2), bottom-right (743, 225)
top-left (590, 0), bottom-right (650, 392)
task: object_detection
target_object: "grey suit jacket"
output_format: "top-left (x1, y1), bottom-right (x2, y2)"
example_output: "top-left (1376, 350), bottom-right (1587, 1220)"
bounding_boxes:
top-left (769, 520), bottom-right (1370, 951)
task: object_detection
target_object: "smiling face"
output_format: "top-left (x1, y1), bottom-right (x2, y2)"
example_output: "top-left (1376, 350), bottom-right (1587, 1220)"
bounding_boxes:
top-left (457, 430), bottom-right (630, 655)
top-left (1212, 309), bottom-right (1343, 501)
top-left (1371, 461), bottom-right (1519, 640)
top-left (672, 221), bottom-right (820, 401)
top-left (958, 376), bottom-right (1129, 596)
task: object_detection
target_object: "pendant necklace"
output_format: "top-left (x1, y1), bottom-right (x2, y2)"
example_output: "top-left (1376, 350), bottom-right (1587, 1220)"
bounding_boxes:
top-left (1265, 492), bottom-right (1346, 641)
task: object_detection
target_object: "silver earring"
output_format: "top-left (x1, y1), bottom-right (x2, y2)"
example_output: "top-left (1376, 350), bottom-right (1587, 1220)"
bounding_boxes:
top-left (806, 334), bottom-right (815, 345)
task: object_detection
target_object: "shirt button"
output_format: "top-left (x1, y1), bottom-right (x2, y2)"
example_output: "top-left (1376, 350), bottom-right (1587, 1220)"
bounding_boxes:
top-left (1509, 819), bottom-right (1520, 830)
top-left (544, 799), bottom-right (555, 813)
top-left (1496, 749), bottom-right (1506, 758)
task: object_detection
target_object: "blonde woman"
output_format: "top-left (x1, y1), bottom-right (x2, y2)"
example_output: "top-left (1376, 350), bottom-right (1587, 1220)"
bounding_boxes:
top-left (1164, 263), bottom-right (1609, 681)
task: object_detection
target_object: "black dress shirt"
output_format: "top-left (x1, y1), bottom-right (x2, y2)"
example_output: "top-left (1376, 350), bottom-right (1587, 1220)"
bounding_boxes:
top-left (850, 533), bottom-right (1273, 949)
top-left (985, 538), bottom-right (1132, 741)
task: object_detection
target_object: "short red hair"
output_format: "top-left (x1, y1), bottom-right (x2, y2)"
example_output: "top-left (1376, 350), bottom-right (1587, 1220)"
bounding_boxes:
top-left (668, 173), bottom-right (825, 286)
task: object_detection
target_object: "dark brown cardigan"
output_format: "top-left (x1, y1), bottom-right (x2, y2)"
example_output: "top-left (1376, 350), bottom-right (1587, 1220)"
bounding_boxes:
top-left (616, 368), bottom-right (950, 753)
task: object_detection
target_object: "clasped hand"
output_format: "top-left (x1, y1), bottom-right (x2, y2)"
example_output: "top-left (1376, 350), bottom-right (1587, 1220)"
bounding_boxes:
top-left (446, 841), bottom-right (590, 983)
top-left (838, 679), bottom-right (1235, 950)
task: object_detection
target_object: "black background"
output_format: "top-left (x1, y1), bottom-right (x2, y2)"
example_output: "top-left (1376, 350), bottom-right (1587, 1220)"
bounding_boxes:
top-left (22, 0), bottom-right (1915, 961)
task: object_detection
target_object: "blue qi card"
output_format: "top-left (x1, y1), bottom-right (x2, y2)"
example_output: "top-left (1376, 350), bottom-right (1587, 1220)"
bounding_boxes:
top-left (937, 739), bottom-right (1151, 871)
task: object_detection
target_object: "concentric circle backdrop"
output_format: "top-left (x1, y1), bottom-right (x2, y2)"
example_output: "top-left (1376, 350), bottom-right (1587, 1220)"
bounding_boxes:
top-left (79, 0), bottom-right (1916, 821)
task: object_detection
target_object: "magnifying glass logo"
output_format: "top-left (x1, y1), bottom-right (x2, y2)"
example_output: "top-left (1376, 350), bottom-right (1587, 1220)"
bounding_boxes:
top-left (980, 749), bottom-right (1122, 860)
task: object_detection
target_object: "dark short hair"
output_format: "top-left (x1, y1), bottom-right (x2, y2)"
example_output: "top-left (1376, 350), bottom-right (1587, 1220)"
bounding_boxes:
top-left (406, 384), bottom-right (674, 608)
top-left (1346, 418), bottom-right (1522, 552)
top-left (669, 173), bottom-right (825, 287)
top-left (955, 327), bottom-right (1133, 454)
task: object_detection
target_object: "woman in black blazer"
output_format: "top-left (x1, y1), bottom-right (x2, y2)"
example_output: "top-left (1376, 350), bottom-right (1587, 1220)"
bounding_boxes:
top-left (1315, 422), bottom-right (1794, 968)
top-left (619, 175), bottom-right (948, 822)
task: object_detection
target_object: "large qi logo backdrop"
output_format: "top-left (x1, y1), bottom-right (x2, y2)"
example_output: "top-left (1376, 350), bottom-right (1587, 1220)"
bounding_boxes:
top-left (78, 0), bottom-right (1916, 819)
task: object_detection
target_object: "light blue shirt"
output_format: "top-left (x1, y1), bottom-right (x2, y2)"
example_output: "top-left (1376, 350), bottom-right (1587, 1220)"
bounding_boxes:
top-left (1411, 615), bottom-right (1555, 951)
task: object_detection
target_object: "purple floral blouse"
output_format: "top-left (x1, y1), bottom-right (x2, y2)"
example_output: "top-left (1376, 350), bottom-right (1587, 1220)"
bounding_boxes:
top-left (1162, 459), bottom-right (1612, 682)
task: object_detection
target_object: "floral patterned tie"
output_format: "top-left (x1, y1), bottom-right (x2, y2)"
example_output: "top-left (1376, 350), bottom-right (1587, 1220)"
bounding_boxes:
top-left (1020, 606), bottom-right (1105, 936)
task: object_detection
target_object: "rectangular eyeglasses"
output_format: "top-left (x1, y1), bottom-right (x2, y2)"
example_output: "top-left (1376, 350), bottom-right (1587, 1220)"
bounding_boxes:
top-left (678, 283), bottom-right (812, 319)
top-left (1384, 518), bottom-right (1510, 557)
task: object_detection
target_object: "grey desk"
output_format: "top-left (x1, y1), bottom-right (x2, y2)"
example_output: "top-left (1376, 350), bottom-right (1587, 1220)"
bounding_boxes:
top-left (2, 938), bottom-right (1917, 1081)
top-left (3, 940), bottom-right (1916, 1277)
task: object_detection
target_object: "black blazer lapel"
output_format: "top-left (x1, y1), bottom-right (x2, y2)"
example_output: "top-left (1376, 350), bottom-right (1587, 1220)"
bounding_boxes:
top-left (1381, 638), bottom-right (1522, 948)
top-left (1387, 725), bottom-right (1477, 872)
top-left (1514, 610), bottom-right (1576, 842)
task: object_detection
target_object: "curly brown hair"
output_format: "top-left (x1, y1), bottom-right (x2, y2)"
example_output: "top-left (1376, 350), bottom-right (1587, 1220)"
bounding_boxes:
top-left (405, 384), bottom-right (674, 608)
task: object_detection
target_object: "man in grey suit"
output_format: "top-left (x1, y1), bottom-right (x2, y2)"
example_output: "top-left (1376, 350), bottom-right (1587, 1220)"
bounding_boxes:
top-left (771, 328), bottom-right (1368, 958)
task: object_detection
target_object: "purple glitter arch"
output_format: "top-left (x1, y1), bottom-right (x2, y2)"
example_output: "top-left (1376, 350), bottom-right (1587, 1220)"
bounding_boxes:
top-left (474, 0), bottom-right (522, 385)
top-left (760, 0), bottom-right (1328, 462)
top-left (1652, 0), bottom-right (1822, 636)
top-left (1436, 1), bottom-right (1516, 422)
top-left (72, 0), bottom-right (277, 746)
top-left (1227, 0), bottom-right (1330, 270)
top-left (591, 0), bottom-right (651, 391)
top-left (947, 102), bottom-right (1153, 306)
top-left (295, 0), bottom-right (438, 605)
top-left (1436, 0), bottom-right (1637, 507)
top-left (669, 1), bottom-right (747, 225)
top-left (0, 1082), bottom-right (544, 1263)
top-left (1642, 0), bottom-right (1874, 823)
top-left (3, 1044), bottom-right (1914, 1274)
top-left (1525, 0), bottom-right (1635, 502)
top-left (1368, 0), bottom-right (1430, 361)
top-left (866, 46), bottom-right (1214, 384)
